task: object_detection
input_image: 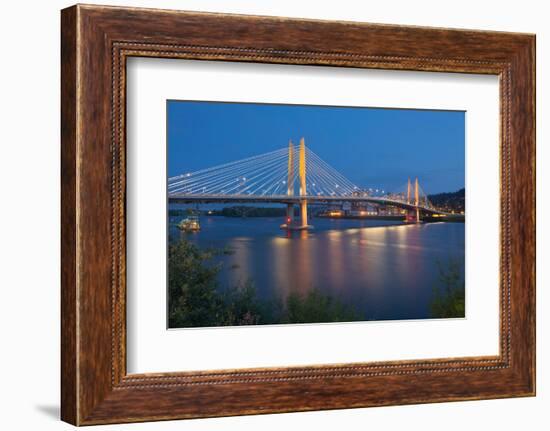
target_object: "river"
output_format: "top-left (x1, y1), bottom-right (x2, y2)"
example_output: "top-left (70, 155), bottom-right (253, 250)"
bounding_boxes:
top-left (168, 212), bottom-right (464, 321)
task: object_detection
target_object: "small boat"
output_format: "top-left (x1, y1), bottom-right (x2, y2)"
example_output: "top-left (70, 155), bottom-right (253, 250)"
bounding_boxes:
top-left (177, 216), bottom-right (201, 232)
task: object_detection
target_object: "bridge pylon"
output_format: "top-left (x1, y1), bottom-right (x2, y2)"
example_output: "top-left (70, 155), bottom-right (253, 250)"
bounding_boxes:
top-left (287, 140), bottom-right (294, 196)
top-left (285, 140), bottom-right (295, 225)
top-left (404, 177), bottom-right (421, 223)
top-left (281, 137), bottom-right (312, 230)
top-left (414, 177), bottom-right (420, 223)
top-left (299, 137), bottom-right (311, 229)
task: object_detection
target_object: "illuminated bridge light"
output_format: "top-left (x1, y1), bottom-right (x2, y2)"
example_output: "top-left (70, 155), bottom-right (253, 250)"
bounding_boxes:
top-left (167, 143), bottom-right (445, 218)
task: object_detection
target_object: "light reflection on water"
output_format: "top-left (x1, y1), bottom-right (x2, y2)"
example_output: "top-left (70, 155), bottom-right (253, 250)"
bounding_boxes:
top-left (169, 216), bottom-right (464, 321)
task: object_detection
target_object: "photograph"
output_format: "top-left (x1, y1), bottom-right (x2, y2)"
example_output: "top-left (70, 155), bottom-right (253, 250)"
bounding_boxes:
top-left (167, 100), bottom-right (466, 328)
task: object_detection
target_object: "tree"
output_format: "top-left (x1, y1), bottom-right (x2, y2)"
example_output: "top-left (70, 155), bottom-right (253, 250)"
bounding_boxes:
top-left (168, 240), bottom-right (224, 327)
top-left (430, 259), bottom-right (465, 318)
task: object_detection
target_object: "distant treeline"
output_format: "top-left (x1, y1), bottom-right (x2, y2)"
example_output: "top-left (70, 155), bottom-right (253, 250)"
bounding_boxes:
top-left (211, 206), bottom-right (286, 217)
top-left (428, 188), bottom-right (465, 213)
top-left (169, 206), bottom-right (286, 218)
top-left (169, 208), bottom-right (197, 217)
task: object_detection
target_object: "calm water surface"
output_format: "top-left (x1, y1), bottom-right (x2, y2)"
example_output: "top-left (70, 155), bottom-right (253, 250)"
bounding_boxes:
top-left (168, 213), bottom-right (465, 321)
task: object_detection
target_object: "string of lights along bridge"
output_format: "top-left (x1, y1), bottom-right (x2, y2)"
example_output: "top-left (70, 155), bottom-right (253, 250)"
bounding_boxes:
top-left (168, 138), bottom-right (453, 230)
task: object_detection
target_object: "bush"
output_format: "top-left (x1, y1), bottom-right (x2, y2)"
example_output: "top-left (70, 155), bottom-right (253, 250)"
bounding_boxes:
top-left (168, 240), bottom-right (225, 328)
top-left (430, 259), bottom-right (465, 318)
top-left (283, 290), bottom-right (360, 324)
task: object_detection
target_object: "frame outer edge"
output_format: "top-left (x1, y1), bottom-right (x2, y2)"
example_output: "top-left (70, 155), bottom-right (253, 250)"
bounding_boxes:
top-left (531, 35), bottom-right (536, 396)
top-left (524, 35), bottom-right (537, 396)
top-left (526, 35), bottom-right (536, 395)
top-left (503, 35), bottom-right (536, 396)
top-left (61, 5), bottom-right (79, 426)
top-left (61, 4), bottom-right (536, 425)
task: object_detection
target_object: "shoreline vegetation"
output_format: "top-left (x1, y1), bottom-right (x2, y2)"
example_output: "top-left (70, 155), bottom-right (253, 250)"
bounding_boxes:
top-left (169, 206), bottom-right (285, 218)
top-left (168, 238), bottom-right (465, 329)
top-left (429, 258), bottom-right (465, 318)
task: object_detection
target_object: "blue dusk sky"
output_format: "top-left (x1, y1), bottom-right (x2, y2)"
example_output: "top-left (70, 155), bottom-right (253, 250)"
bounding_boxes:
top-left (167, 100), bottom-right (465, 195)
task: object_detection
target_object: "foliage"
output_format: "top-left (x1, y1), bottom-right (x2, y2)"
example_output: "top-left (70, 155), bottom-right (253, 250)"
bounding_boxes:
top-left (168, 239), bottom-right (361, 328)
top-left (430, 258), bottom-right (465, 318)
top-left (219, 280), bottom-right (264, 325)
top-left (428, 188), bottom-right (465, 213)
top-left (211, 206), bottom-right (286, 218)
top-left (282, 290), bottom-right (361, 324)
top-left (168, 208), bottom-right (198, 217)
top-left (167, 240), bottom-right (225, 328)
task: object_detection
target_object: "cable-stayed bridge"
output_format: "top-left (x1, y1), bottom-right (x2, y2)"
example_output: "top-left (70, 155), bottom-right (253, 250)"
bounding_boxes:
top-left (168, 138), bottom-right (453, 229)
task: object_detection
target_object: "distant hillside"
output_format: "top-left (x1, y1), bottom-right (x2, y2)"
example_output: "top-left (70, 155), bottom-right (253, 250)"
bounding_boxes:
top-left (428, 188), bottom-right (465, 213)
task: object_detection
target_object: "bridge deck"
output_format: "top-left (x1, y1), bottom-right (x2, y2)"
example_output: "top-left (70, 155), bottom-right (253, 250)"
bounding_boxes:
top-left (168, 194), bottom-right (451, 216)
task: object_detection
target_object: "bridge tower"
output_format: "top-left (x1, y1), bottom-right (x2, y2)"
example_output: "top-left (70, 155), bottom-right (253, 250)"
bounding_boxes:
top-left (286, 140), bottom-right (295, 223)
top-left (287, 139), bottom-right (294, 196)
top-left (414, 177), bottom-right (420, 223)
top-left (299, 137), bottom-right (310, 228)
top-left (404, 177), bottom-right (421, 223)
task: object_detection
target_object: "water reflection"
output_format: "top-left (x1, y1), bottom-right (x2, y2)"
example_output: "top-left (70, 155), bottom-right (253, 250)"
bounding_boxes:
top-left (170, 216), bottom-right (464, 321)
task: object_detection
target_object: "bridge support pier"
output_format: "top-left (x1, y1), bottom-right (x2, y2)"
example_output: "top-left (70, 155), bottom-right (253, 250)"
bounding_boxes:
top-left (404, 208), bottom-right (421, 223)
top-left (280, 201), bottom-right (312, 230)
top-left (286, 203), bottom-right (294, 223)
top-left (300, 200), bottom-right (309, 228)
